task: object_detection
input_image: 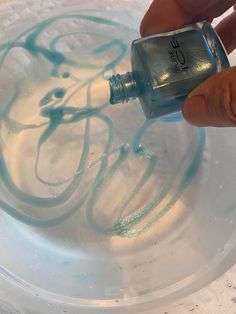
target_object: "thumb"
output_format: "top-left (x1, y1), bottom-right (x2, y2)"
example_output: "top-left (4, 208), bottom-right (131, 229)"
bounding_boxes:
top-left (183, 66), bottom-right (236, 127)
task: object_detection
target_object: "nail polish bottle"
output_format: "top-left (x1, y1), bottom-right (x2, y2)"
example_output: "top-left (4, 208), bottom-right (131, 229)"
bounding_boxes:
top-left (109, 22), bottom-right (230, 119)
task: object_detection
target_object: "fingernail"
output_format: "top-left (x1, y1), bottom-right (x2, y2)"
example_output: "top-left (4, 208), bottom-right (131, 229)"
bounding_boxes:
top-left (183, 95), bottom-right (208, 126)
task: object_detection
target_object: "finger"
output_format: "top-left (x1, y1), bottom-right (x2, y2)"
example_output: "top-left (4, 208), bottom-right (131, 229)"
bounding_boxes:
top-left (188, 1), bottom-right (236, 22)
top-left (183, 67), bottom-right (236, 127)
top-left (215, 10), bottom-right (236, 53)
top-left (140, 0), bottom-right (236, 36)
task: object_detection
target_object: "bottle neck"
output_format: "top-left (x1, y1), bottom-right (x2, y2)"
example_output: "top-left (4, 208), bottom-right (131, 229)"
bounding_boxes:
top-left (109, 72), bottom-right (139, 105)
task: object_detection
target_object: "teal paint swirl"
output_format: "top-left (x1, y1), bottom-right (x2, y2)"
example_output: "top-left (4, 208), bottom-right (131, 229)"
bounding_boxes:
top-left (0, 10), bottom-right (205, 237)
top-left (40, 88), bottom-right (66, 106)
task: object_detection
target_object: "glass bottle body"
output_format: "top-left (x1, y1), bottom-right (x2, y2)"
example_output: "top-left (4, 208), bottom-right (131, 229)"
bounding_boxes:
top-left (109, 22), bottom-right (230, 119)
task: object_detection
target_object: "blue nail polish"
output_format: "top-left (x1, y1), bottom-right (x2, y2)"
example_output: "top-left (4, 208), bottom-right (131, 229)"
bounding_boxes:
top-left (109, 22), bottom-right (230, 119)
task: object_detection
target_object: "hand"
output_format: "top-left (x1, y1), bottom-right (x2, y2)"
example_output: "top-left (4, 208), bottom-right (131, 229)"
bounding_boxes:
top-left (140, 0), bottom-right (236, 127)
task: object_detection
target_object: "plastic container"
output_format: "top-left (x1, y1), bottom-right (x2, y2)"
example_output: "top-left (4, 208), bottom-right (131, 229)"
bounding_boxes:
top-left (0, 1), bottom-right (236, 313)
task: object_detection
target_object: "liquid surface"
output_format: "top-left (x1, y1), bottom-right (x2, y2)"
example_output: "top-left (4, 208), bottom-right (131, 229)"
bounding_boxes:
top-left (0, 10), bottom-right (205, 237)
